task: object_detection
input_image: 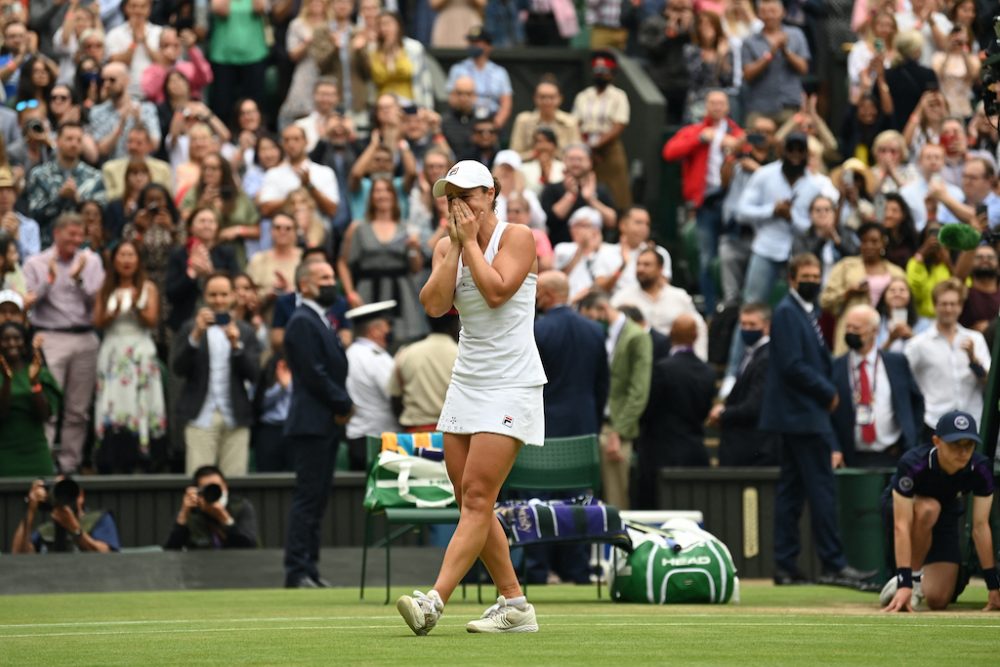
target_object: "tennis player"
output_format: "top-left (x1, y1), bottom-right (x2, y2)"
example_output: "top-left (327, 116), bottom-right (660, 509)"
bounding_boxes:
top-left (396, 160), bottom-right (546, 635)
top-left (880, 410), bottom-right (1000, 612)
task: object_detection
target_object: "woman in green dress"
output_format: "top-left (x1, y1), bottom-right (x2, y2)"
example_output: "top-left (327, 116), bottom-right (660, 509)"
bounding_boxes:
top-left (0, 322), bottom-right (60, 477)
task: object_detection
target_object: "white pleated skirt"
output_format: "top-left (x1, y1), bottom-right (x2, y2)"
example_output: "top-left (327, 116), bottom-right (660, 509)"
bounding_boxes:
top-left (436, 382), bottom-right (545, 447)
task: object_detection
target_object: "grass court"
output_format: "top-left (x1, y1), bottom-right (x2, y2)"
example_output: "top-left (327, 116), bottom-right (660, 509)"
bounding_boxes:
top-left (2, 582), bottom-right (999, 665)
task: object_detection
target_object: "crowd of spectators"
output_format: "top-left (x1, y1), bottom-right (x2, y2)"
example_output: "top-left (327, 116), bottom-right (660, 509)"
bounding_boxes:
top-left (0, 0), bottom-right (997, 525)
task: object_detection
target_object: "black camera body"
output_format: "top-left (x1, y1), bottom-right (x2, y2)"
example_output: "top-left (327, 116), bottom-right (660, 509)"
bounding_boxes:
top-left (37, 478), bottom-right (80, 512)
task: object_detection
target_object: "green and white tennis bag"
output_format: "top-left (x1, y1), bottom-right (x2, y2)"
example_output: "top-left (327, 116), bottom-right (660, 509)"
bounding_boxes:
top-left (363, 450), bottom-right (456, 509)
top-left (611, 518), bottom-right (739, 604)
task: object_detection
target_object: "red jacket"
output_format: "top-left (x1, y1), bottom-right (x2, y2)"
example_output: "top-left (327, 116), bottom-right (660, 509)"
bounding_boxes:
top-left (662, 118), bottom-right (744, 206)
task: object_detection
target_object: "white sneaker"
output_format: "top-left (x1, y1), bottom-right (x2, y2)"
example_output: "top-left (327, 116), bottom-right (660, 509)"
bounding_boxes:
top-left (396, 590), bottom-right (443, 636)
top-left (466, 596), bottom-right (539, 633)
top-left (879, 577), bottom-right (924, 608)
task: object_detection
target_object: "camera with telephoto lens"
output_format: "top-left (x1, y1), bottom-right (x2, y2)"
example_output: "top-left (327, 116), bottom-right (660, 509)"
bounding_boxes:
top-left (198, 483), bottom-right (223, 504)
top-left (36, 478), bottom-right (80, 512)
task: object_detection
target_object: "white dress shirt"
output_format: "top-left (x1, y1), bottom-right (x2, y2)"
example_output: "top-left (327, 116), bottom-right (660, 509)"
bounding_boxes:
top-left (848, 348), bottom-right (900, 453)
top-left (735, 161), bottom-right (829, 262)
top-left (905, 324), bottom-right (991, 427)
top-left (554, 241), bottom-right (619, 299)
top-left (259, 160), bottom-right (341, 210)
top-left (191, 326), bottom-right (236, 429)
top-left (345, 338), bottom-right (401, 440)
top-left (611, 283), bottom-right (708, 360)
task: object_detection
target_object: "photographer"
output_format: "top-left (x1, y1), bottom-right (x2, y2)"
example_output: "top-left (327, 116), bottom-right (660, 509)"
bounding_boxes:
top-left (12, 478), bottom-right (120, 554)
top-left (163, 465), bottom-right (258, 550)
top-left (7, 99), bottom-right (54, 173)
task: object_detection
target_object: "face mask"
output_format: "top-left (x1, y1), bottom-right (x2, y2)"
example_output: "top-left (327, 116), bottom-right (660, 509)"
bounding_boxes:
top-left (594, 76), bottom-right (611, 90)
top-left (315, 284), bottom-right (339, 308)
top-left (782, 160), bottom-right (806, 181)
top-left (971, 267), bottom-right (997, 280)
top-left (740, 328), bottom-right (763, 347)
top-left (218, 492), bottom-right (228, 509)
top-left (796, 281), bottom-right (821, 302)
top-left (596, 319), bottom-right (609, 334)
top-left (467, 46), bottom-right (485, 59)
top-left (844, 332), bottom-right (865, 351)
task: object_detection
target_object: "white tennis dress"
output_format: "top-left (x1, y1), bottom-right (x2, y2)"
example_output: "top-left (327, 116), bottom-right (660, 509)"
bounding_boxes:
top-left (436, 221), bottom-right (547, 446)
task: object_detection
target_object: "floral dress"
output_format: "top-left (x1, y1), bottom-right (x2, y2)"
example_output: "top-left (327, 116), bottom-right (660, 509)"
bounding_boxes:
top-left (94, 283), bottom-right (168, 452)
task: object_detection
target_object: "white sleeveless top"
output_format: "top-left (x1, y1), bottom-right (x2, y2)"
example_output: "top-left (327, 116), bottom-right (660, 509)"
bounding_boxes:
top-left (450, 221), bottom-right (547, 389)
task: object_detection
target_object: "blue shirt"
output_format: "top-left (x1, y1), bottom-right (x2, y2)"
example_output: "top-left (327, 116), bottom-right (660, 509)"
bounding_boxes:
top-left (14, 212), bottom-right (41, 259)
top-left (260, 381), bottom-right (292, 424)
top-left (885, 445), bottom-right (994, 511)
top-left (741, 27), bottom-right (811, 115)
top-left (32, 512), bottom-right (121, 553)
top-left (350, 176), bottom-right (408, 223)
top-left (446, 58), bottom-right (512, 117)
top-left (736, 161), bottom-right (826, 262)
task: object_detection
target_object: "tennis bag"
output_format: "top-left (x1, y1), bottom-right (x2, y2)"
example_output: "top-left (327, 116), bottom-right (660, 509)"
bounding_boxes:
top-left (363, 433), bottom-right (456, 510)
top-left (611, 518), bottom-right (738, 604)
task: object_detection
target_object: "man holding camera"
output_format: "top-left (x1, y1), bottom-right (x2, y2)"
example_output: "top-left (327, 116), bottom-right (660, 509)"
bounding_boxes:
top-left (172, 272), bottom-right (261, 477)
top-left (164, 465), bottom-right (258, 550)
top-left (12, 478), bottom-right (120, 554)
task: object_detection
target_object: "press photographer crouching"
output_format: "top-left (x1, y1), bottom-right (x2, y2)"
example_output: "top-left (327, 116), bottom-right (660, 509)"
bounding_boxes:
top-left (12, 478), bottom-right (121, 553)
top-left (163, 466), bottom-right (259, 550)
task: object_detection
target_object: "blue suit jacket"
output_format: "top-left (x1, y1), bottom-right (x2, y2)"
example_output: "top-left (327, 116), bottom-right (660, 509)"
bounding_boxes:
top-left (534, 305), bottom-right (609, 437)
top-left (830, 350), bottom-right (925, 464)
top-left (283, 304), bottom-right (353, 438)
top-left (759, 294), bottom-right (836, 435)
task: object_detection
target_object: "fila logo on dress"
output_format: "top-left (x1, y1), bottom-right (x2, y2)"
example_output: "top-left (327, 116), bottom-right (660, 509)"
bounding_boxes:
top-left (502, 415), bottom-right (514, 428)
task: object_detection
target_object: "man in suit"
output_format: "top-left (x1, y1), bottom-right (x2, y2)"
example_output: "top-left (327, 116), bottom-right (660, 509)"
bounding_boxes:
top-left (527, 271), bottom-right (610, 583)
top-left (760, 253), bottom-right (875, 588)
top-left (281, 260), bottom-right (353, 589)
top-left (579, 289), bottom-right (652, 510)
top-left (172, 272), bottom-right (261, 477)
top-left (831, 305), bottom-right (925, 468)
top-left (535, 271), bottom-right (609, 438)
top-left (636, 314), bottom-right (715, 508)
top-left (709, 303), bottom-right (779, 466)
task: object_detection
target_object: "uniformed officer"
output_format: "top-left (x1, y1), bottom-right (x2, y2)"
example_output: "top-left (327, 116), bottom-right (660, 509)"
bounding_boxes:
top-left (344, 300), bottom-right (401, 470)
top-left (880, 410), bottom-right (1000, 612)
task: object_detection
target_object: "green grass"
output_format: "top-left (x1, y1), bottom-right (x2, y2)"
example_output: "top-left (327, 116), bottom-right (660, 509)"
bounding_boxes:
top-left (1, 583), bottom-right (999, 666)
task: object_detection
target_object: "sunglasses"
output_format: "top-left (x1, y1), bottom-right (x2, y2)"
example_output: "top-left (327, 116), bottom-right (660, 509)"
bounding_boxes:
top-left (50, 94), bottom-right (70, 102)
top-left (14, 99), bottom-right (39, 112)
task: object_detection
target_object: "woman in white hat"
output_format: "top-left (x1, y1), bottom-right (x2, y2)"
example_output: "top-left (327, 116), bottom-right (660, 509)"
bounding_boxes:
top-left (396, 159), bottom-right (545, 635)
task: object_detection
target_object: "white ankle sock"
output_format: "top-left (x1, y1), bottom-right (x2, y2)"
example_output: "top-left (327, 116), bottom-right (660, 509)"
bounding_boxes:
top-left (505, 595), bottom-right (527, 609)
top-left (428, 590), bottom-right (444, 610)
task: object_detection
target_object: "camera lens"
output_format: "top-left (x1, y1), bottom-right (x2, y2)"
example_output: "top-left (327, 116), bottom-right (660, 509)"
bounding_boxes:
top-left (25, 119), bottom-right (43, 134)
top-left (199, 483), bottom-right (223, 504)
top-left (52, 479), bottom-right (80, 507)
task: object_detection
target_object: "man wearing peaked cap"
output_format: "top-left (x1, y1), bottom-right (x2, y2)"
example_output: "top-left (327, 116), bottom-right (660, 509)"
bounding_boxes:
top-left (881, 410), bottom-right (1000, 612)
top-left (343, 300), bottom-right (401, 471)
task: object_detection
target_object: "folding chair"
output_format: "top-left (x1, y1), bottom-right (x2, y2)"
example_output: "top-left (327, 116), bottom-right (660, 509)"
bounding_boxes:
top-left (503, 434), bottom-right (626, 598)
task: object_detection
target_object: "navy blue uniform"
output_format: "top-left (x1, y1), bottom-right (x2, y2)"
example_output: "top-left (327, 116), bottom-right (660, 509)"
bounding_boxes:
top-left (882, 446), bottom-right (995, 566)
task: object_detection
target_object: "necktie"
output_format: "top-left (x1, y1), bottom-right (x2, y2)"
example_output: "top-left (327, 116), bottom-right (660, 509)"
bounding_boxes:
top-left (810, 311), bottom-right (825, 346)
top-left (858, 360), bottom-right (876, 444)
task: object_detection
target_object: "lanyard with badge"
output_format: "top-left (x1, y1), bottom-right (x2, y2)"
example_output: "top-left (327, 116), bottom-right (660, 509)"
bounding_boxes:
top-left (848, 354), bottom-right (878, 426)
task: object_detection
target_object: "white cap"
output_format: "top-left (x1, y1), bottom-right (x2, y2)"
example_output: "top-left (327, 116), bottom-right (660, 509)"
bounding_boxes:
top-left (493, 150), bottom-right (522, 171)
top-left (432, 160), bottom-right (494, 197)
top-left (345, 300), bottom-right (397, 322)
top-left (569, 206), bottom-right (602, 229)
top-left (0, 289), bottom-right (24, 310)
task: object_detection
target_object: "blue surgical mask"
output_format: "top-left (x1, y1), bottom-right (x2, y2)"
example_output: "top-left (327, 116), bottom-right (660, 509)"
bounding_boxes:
top-left (740, 328), bottom-right (763, 347)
